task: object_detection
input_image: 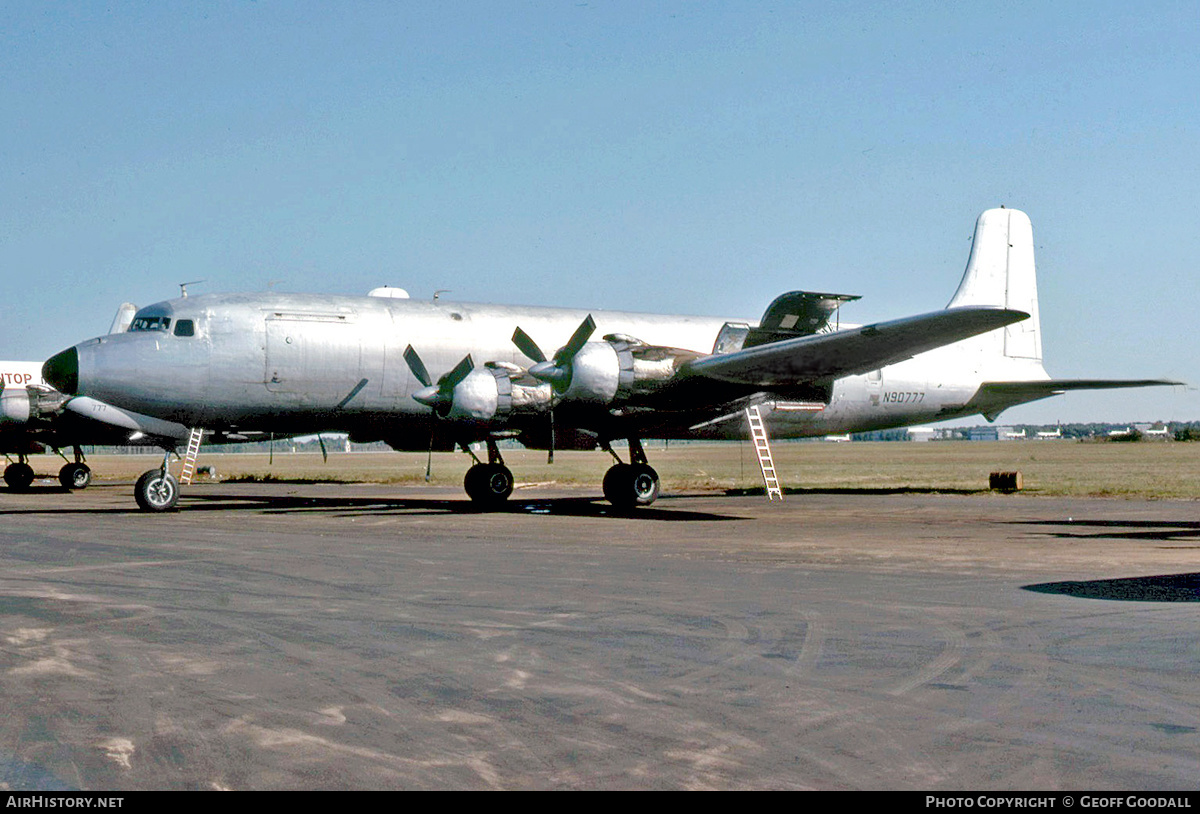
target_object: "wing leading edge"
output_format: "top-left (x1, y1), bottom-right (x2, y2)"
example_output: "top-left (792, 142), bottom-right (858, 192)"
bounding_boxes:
top-left (682, 306), bottom-right (1029, 387)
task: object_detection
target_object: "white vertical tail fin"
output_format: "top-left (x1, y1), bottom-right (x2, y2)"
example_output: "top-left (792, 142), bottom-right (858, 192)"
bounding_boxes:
top-left (947, 208), bottom-right (1042, 364)
top-left (951, 208), bottom-right (1181, 419)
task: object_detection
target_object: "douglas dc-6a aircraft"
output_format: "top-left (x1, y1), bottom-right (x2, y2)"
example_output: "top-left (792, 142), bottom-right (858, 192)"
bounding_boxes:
top-left (1, 357), bottom-right (200, 492)
top-left (0, 360), bottom-right (99, 490)
top-left (42, 208), bottom-right (1177, 511)
top-left (2, 305), bottom-right (195, 491)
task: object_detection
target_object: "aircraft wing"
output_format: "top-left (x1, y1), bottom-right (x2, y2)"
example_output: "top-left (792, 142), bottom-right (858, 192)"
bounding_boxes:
top-left (967, 379), bottom-right (1184, 421)
top-left (682, 306), bottom-right (1029, 386)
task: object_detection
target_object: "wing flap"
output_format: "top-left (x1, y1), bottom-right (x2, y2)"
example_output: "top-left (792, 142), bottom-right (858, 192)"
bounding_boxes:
top-left (682, 306), bottom-right (1029, 387)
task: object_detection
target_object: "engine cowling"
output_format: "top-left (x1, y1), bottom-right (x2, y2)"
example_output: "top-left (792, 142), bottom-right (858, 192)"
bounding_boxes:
top-left (557, 340), bottom-right (633, 404)
top-left (0, 385), bottom-right (66, 426)
top-left (438, 364), bottom-right (552, 425)
top-left (1, 387), bottom-right (30, 424)
top-left (549, 336), bottom-right (698, 407)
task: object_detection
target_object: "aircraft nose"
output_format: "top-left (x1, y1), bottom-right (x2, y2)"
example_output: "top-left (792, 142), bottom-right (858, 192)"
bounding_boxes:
top-left (43, 347), bottom-right (79, 395)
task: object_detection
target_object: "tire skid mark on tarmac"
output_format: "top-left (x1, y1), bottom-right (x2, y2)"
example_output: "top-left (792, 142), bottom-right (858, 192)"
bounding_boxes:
top-left (450, 599), bottom-right (790, 787)
top-left (3, 570), bottom-right (529, 789)
top-left (168, 607), bottom-right (533, 789)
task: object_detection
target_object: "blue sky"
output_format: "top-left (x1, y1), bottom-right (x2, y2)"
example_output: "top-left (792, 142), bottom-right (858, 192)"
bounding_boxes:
top-left (2, 1), bottom-right (1196, 423)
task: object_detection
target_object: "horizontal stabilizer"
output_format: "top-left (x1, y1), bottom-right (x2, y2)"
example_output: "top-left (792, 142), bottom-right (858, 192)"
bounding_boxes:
top-left (968, 379), bottom-right (1184, 422)
top-left (683, 306), bottom-right (1029, 387)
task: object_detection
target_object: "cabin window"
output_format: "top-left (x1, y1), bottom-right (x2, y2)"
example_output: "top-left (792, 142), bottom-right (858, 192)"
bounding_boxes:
top-left (173, 319), bottom-right (195, 337)
top-left (130, 316), bottom-right (172, 332)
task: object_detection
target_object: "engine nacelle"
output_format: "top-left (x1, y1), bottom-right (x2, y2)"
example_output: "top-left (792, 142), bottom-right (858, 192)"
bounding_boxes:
top-left (559, 341), bottom-right (633, 404)
top-left (443, 364), bottom-right (552, 425)
top-left (0, 385), bottom-right (66, 426)
top-left (1, 387), bottom-right (30, 424)
top-left (557, 336), bottom-right (697, 406)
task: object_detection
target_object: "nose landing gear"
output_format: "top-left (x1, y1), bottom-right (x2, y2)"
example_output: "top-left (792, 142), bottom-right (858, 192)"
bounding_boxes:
top-left (134, 451), bottom-right (180, 512)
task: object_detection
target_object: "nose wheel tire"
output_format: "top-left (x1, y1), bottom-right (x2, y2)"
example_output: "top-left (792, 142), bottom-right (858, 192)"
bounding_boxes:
top-left (602, 462), bottom-right (660, 508)
top-left (464, 463), bottom-right (514, 507)
top-left (58, 463), bottom-right (92, 490)
top-left (3, 463), bottom-right (35, 491)
top-left (134, 469), bottom-right (180, 512)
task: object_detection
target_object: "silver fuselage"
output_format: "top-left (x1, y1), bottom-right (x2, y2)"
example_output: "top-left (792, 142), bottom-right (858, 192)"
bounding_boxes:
top-left (60, 291), bottom-right (1028, 445)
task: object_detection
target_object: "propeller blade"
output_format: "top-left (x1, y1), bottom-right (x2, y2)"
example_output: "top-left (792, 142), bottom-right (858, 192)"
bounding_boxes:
top-left (440, 355), bottom-right (475, 390)
top-left (403, 345), bottom-right (432, 387)
top-left (557, 314), bottom-right (596, 363)
top-left (527, 315), bottom-right (598, 386)
top-left (512, 326), bottom-right (547, 364)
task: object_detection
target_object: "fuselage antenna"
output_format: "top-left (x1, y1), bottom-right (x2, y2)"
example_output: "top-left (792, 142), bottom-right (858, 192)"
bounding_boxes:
top-left (179, 280), bottom-right (206, 298)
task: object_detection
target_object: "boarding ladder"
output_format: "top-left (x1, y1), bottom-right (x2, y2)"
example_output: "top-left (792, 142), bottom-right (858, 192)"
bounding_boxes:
top-left (179, 427), bottom-right (204, 485)
top-left (745, 405), bottom-right (782, 501)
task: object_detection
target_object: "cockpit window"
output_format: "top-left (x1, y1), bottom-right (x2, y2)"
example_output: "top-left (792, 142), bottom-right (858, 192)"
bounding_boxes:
top-left (173, 319), bottom-right (195, 337)
top-left (130, 316), bottom-right (172, 332)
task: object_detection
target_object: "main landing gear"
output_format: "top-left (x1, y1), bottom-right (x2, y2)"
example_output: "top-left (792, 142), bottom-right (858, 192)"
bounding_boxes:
top-left (456, 436), bottom-right (661, 509)
top-left (601, 438), bottom-right (660, 509)
top-left (58, 462), bottom-right (91, 490)
top-left (57, 445), bottom-right (91, 490)
top-left (461, 439), bottom-right (514, 508)
top-left (3, 456), bottom-right (34, 491)
top-left (2, 447), bottom-right (92, 492)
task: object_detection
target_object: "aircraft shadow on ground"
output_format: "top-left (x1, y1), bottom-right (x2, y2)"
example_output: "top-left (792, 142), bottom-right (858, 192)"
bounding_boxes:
top-left (2, 485), bottom-right (74, 496)
top-left (1024, 572), bottom-right (1200, 602)
top-left (1017, 519), bottom-right (1200, 601)
top-left (1007, 518), bottom-right (1200, 543)
top-left (178, 492), bottom-right (743, 521)
top-left (0, 489), bottom-right (741, 521)
top-left (727, 486), bottom-right (985, 496)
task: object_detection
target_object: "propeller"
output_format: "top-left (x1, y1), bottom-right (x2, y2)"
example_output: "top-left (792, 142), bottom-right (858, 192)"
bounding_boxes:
top-left (404, 345), bottom-right (475, 416)
top-left (512, 314), bottom-right (596, 391)
top-left (404, 345), bottom-right (477, 480)
top-left (511, 316), bottom-right (597, 463)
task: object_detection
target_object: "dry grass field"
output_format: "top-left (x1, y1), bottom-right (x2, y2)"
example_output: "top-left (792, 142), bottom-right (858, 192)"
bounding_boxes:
top-left (22, 440), bottom-right (1200, 499)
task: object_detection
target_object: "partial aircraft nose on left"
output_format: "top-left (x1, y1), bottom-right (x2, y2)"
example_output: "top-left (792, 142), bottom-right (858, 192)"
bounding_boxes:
top-left (43, 346), bottom-right (78, 395)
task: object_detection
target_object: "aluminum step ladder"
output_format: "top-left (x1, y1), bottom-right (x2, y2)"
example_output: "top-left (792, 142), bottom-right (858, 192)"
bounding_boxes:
top-left (745, 406), bottom-right (782, 500)
top-left (179, 427), bottom-right (204, 485)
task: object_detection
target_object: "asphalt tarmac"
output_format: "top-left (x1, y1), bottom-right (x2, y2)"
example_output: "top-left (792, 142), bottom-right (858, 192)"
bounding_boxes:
top-left (0, 480), bottom-right (1198, 790)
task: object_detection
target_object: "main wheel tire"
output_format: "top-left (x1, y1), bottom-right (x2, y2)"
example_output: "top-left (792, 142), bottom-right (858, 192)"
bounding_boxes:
top-left (134, 469), bottom-right (180, 512)
top-left (464, 463), bottom-right (514, 507)
top-left (59, 463), bottom-right (92, 490)
top-left (3, 462), bottom-right (35, 491)
top-left (602, 463), bottom-right (660, 508)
